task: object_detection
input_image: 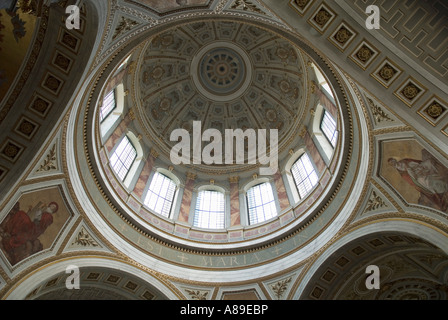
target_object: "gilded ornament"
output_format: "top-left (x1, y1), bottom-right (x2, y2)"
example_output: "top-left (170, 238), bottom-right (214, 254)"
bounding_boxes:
top-left (37, 144), bottom-right (57, 172)
top-left (271, 277), bottom-right (292, 299)
top-left (334, 26), bottom-right (352, 45)
top-left (356, 45), bottom-right (373, 63)
top-left (401, 83), bottom-right (421, 100)
top-left (32, 97), bottom-right (50, 114)
top-left (266, 109), bottom-right (277, 122)
top-left (186, 172), bottom-right (197, 180)
top-left (44, 76), bottom-right (61, 92)
top-left (294, 0), bottom-right (310, 10)
top-left (18, 119), bottom-right (35, 136)
top-left (366, 98), bottom-right (393, 123)
top-left (185, 289), bottom-right (208, 300)
top-left (54, 53), bottom-right (71, 71)
top-left (17, 0), bottom-right (37, 15)
top-left (72, 228), bottom-right (99, 247)
top-left (230, 0), bottom-right (265, 14)
top-left (425, 102), bottom-right (443, 119)
top-left (150, 148), bottom-right (159, 158)
top-left (113, 17), bottom-right (139, 40)
top-left (314, 9), bottom-right (331, 27)
top-left (159, 97), bottom-right (171, 111)
top-left (378, 64), bottom-right (396, 81)
top-left (2, 143), bottom-right (20, 159)
top-left (229, 176), bottom-right (239, 183)
top-left (364, 190), bottom-right (387, 212)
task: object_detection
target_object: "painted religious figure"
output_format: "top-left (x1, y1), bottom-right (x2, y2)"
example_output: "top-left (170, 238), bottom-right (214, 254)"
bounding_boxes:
top-left (0, 201), bottom-right (58, 265)
top-left (387, 148), bottom-right (448, 212)
top-left (0, 187), bottom-right (70, 266)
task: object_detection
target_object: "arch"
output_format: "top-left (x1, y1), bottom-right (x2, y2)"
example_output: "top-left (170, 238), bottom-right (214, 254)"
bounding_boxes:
top-left (3, 257), bottom-right (177, 300)
top-left (292, 219), bottom-right (448, 299)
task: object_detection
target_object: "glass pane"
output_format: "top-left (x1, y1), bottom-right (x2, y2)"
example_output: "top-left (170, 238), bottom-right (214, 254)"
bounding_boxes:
top-left (247, 182), bottom-right (278, 225)
top-left (144, 172), bottom-right (177, 218)
top-left (194, 190), bottom-right (225, 229)
top-left (100, 90), bottom-right (116, 122)
top-left (291, 153), bottom-right (319, 199)
top-left (321, 110), bottom-right (338, 147)
top-left (110, 136), bottom-right (136, 181)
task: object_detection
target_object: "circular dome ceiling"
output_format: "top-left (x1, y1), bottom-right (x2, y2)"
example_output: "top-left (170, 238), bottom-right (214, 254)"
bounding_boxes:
top-left (133, 20), bottom-right (309, 175)
top-left (84, 16), bottom-right (353, 256)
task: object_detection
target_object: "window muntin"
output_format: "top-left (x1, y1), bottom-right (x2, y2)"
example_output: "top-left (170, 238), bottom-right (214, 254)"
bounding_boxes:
top-left (246, 182), bottom-right (277, 225)
top-left (291, 153), bottom-right (318, 199)
top-left (100, 90), bottom-right (116, 122)
top-left (144, 172), bottom-right (177, 218)
top-left (109, 136), bottom-right (137, 181)
top-left (193, 190), bottom-right (225, 229)
top-left (320, 110), bottom-right (337, 148)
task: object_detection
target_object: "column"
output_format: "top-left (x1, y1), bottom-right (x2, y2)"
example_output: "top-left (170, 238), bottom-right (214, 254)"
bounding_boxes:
top-left (229, 176), bottom-right (241, 226)
top-left (132, 149), bottom-right (158, 199)
top-left (313, 80), bottom-right (338, 118)
top-left (303, 129), bottom-right (325, 173)
top-left (104, 68), bottom-right (126, 93)
top-left (273, 170), bottom-right (290, 211)
top-left (178, 172), bottom-right (196, 223)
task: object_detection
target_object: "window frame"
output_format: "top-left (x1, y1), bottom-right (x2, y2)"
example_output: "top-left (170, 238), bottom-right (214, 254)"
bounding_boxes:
top-left (109, 135), bottom-right (137, 182)
top-left (320, 110), bottom-right (338, 148)
top-left (246, 181), bottom-right (278, 225)
top-left (100, 89), bottom-right (117, 123)
top-left (144, 171), bottom-right (177, 219)
top-left (290, 152), bottom-right (319, 199)
top-left (193, 188), bottom-right (226, 229)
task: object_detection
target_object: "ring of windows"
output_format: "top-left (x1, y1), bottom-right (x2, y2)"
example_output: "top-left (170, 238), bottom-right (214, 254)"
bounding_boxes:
top-left (100, 64), bottom-right (338, 230)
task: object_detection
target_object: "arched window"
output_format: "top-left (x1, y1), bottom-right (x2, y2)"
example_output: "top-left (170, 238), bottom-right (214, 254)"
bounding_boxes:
top-left (100, 84), bottom-right (126, 140)
top-left (144, 172), bottom-right (177, 218)
top-left (100, 89), bottom-right (116, 122)
top-left (109, 135), bottom-right (137, 181)
top-left (311, 63), bottom-right (334, 99)
top-left (246, 182), bottom-right (277, 225)
top-left (291, 152), bottom-right (318, 199)
top-left (320, 110), bottom-right (337, 148)
top-left (193, 189), bottom-right (225, 229)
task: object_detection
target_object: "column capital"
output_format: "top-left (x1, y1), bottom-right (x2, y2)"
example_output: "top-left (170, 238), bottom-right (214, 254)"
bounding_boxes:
top-left (186, 172), bottom-right (197, 181)
top-left (150, 148), bottom-right (159, 159)
top-left (128, 108), bottom-right (136, 120)
top-left (229, 176), bottom-right (239, 184)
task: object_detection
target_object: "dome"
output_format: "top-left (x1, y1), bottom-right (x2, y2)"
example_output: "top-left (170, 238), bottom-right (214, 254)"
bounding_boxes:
top-left (133, 20), bottom-right (310, 176)
top-left (89, 16), bottom-right (349, 254)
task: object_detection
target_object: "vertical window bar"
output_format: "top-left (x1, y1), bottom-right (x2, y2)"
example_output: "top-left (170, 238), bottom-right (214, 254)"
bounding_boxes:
top-left (291, 153), bottom-right (318, 199)
top-left (194, 190), bottom-right (225, 229)
top-left (246, 182), bottom-right (277, 225)
top-left (100, 90), bottom-right (116, 122)
top-left (320, 110), bottom-right (338, 147)
top-left (144, 172), bottom-right (177, 218)
top-left (109, 136), bottom-right (137, 181)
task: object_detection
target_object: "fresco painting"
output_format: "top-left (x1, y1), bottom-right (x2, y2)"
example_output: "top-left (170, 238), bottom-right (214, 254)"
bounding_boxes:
top-left (133, 0), bottom-right (210, 13)
top-left (0, 187), bottom-right (70, 265)
top-left (381, 140), bottom-right (448, 213)
top-left (0, 6), bottom-right (37, 101)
